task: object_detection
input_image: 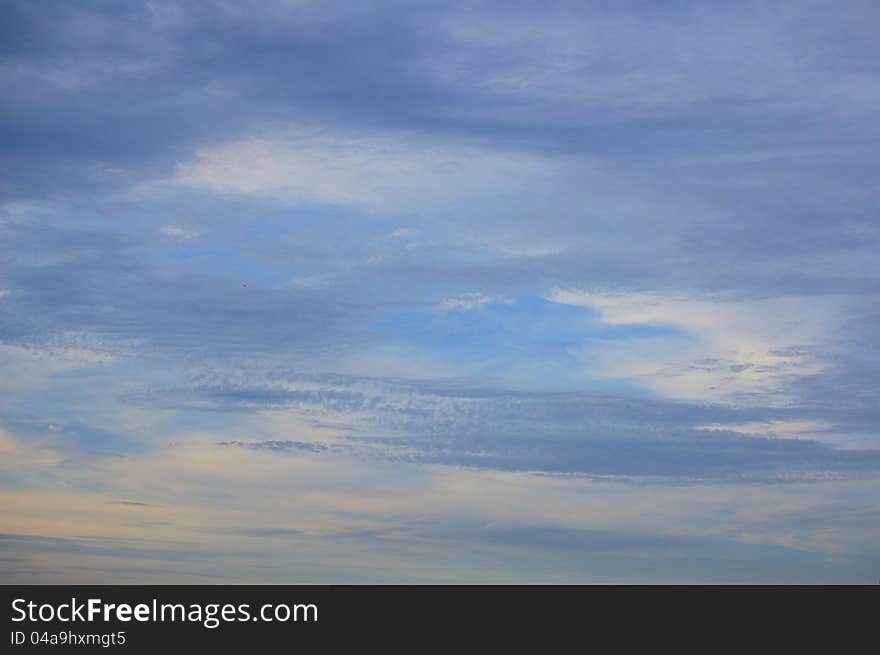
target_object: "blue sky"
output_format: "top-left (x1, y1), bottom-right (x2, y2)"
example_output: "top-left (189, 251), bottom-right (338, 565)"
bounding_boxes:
top-left (1, 0), bottom-right (879, 583)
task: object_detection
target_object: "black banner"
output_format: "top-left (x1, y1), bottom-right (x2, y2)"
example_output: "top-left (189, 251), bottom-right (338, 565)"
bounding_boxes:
top-left (1, 585), bottom-right (876, 651)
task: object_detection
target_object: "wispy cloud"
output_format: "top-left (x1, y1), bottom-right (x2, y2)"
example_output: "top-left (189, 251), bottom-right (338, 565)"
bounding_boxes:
top-left (159, 224), bottom-right (201, 240)
top-left (435, 292), bottom-right (515, 313)
top-left (169, 129), bottom-right (548, 210)
top-left (547, 289), bottom-right (848, 402)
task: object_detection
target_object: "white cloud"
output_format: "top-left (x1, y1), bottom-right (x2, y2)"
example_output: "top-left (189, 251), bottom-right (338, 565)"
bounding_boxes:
top-left (436, 292), bottom-right (515, 313)
top-left (284, 275), bottom-right (333, 289)
top-left (547, 288), bottom-right (849, 403)
top-left (0, 337), bottom-right (117, 392)
top-left (159, 224), bottom-right (201, 239)
top-left (0, 423), bottom-right (62, 469)
top-left (497, 244), bottom-right (566, 258)
top-left (169, 128), bottom-right (550, 210)
top-left (387, 227), bottom-right (416, 239)
top-left (699, 419), bottom-right (835, 440)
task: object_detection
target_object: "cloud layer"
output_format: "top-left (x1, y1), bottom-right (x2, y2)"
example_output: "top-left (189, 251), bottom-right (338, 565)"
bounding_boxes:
top-left (1, 0), bottom-right (879, 582)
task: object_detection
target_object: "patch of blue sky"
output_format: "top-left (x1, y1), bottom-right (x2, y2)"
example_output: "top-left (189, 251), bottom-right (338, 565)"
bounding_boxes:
top-left (366, 296), bottom-right (691, 389)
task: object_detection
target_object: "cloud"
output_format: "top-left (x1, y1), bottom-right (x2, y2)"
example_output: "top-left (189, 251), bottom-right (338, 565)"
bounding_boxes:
top-left (0, 340), bottom-right (114, 392)
top-left (435, 292), bottom-right (515, 313)
top-left (128, 370), bottom-right (880, 484)
top-left (497, 245), bottom-right (566, 258)
top-left (546, 289), bottom-right (849, 402)
top-left (284, 275), bottom-right (334, 289)
top-left (0, 220), bottom-right (370, 362)
top-left (2, 446), bottom-right (879, 582)
top-left (387, 228), bottom-right (416, 239)
top-left (0, 423), bottom-right (62, 469)
top-left (159, 224), bottom-right (200, 239)
top-left (168, 128), bottom-right (549, 210)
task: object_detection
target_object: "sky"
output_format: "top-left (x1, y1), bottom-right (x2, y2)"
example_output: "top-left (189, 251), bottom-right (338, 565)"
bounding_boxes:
top-left (1, 0), bottom-right (879, 583)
